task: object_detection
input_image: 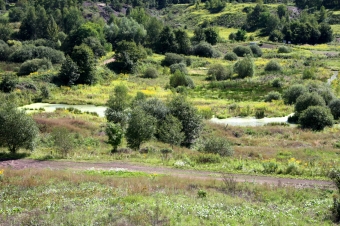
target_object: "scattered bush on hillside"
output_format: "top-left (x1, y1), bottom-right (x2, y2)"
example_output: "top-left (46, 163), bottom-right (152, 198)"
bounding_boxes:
top-left (193, 42), bottom-right (215, 58)
top-left (170, 63), bottom-right (188, 74)
top-left (143, 68), bottom-right (159, 78)
top-left (197, 137), bottom-right (233, 157)
top-left (264, 91), bottom-right (282, 102)
top-left (234, 55), bottom-right (255, 78)
top-left (298, 106), bottom-right (333, 131)
top-left (264, 60), bottom-right (282, 72)
top-left (283, 84), bottom-right (307, 105)
top-left (278, 46), bottom-right (292, 53)
top-left (207, 64), bottom-right (232, 81)
top-left (169, 70), bottom-right (194, 88)
top-left (295, 92), bottom-right (326, 114)
top-left (161, 53), bottom-right (186, 66)
top-left (329, 99), bottom-right (340, 120)
top-left (302, 68), bottom-right (316, 80)
top-left (249, 45), bottom-right (262, 57)
top-left (233, 46), bottom-right (253, 57)
top-left (224, 52), bottom-right (238, 61)
top-left (0, 73), bottom-right (18, 93)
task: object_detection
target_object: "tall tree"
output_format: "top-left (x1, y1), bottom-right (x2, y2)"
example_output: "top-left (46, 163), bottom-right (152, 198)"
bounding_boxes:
top-left (47, 15), bottom-right (59, 41)
top-left (18, 6), bottom-right (37, 40)
top-left (36, 5), bottom-right (48, 39)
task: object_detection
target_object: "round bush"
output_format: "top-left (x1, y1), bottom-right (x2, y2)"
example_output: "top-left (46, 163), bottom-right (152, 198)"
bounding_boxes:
top-left (295, 92), bottom-right (326, 113)
top-left (170, 63), bottom-right (188, 74)
top-left (264, 60), bottom-right (282, 72)
top-left (162, 53), bottom-right (185, 66)
top-left (264, 91), bottom-right (282, 102)
top-left (0, 73), bottom-right (18, 93)
top-left (143, 68), bottom-right (159, 78)
top-left (207, 64), bottom-right (232, 81)
top-left (234, 55), bottom-right (255, 78)
top-left (199, 137), bottom-right (233, 157)
top-left (169, 71), bottom-right (194, 88)
top-left (298, 106), bottom-right (334, 131)
top-left (272, 79), bottom-right (283, 88)
top-left (249, 45), bottom-right (262, 57)
top-left (277, 46), bottom-right (292, 53)
top-left (224, 52), bottom-right (238, 61)
top-left (329, 99), bottom-right (340, 120)
top-left (283, 84), bottom-right (307, 105)
top-left (302, 68), bottom-right (316, 79)
top-left (18, 58), bottom-right (52, 76)
top-left (232, 46), bottom-right (253, 57)
top-left (193, 42), bottom-right (214, 58)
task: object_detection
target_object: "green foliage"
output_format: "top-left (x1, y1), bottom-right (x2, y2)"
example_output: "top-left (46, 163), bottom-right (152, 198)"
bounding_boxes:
top-left (168, 95), bottom-right (202, 147)
top-left (194, 153), bottom-right (221, 164)
top-left (18, 6), bottom-right (37, 40)
top-left (264, 91), bottom-right (282, 102)
top-left (234, 29), bottom-right (247, 42)
top-left (224, 52), bottom-right (238, 61)
top-left (272, 79), bottom-right (283, 88)
top-left (71, 44), bottom-right (97, 85)
top-left (156, 26), bottom-right (178, 54)
top-left (105, 122), bottom-right (123, 153)
top-left (169, 70), bottom-right (194, 88)
top-left (262, 162), bottom-right (278, 174)
top-left (233, 46), bottom-right (253, 57)
top-left (283, 84), bottom-right (307, 105)
top-left (193, 42), bottom-right (215, 58)
top-left (170, 63), bottom-right (188, 74)
top-left (9, 45), bottom-right (65, 64)
top-left (158, 115), bottom-right (185, 147)
top-left (114, 40), bottom-right (147, 72)
top-left (0, 102), bottom-right (39, 153)
top-left (162, 53), bottom-right (186, 66)
top-left (0, 24), bottom-right (13, 42)
top-left (302, 68), bottom-right (316, 80)
top-left (329, 99), bottom-right (340, 120)
top-left (264, 60), bottom-right (282, 72)
top-left (126, 107), bottom-right (157, 150)
top-left (0, 73), bottom-right (18, 93)
top-left (249, 45), bottom-right (262, 57)
top-left (18, 58), bottom-right (52, 76)
top-left (106, 85), bottom-right (130, 127)
top-left (0, 40), bottom-right (12, 61)
top-left (295, 92), bottom-right (326, 114)
top-left (174, 29), bottom-right (192, 54)
top-left (298, 106), bottom-right (334, 131)
top-left (58, 55), bottom-right (80, 86)
top-left (207, 64), bottom-right (232, 81)
top-left (277, 46), bottom-right (292, 53)
top-left (234, 55), bottom-right (255, 78)
top-left (203, 27), bottom-right (219, 45)
top-left (139, 98), bottom-right (169, 122)
top-left (197, 137), bottom-right (233, 157)
top-left (51, 127), bottom-right (74, 157)
top-left (143, 68), bottom-right (159, 78)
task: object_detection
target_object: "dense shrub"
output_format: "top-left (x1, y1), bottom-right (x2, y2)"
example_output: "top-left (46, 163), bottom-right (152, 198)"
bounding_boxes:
top-left (224, 52), bottom-right (238, 61)
top-left (162, 53), bottom-right (185, 66)
top-left (298, 106), bottom-right (334, 131)
top-left (277, 46), bottom-right (292, 53)
top-left (198, 137), bottom-right (233, 157)
top-left (0, 73), bottom-right (18, 93)
top-left (233, 46), bottom-right (253, 57)
top-left (193, 42), bottom-right (215, 58)
top-left (169, 70), bottom-right (194, 88)
top-left (302, 68), bottom-right (316, 79)
top-left (193, 153), bottom-right (221, 164)
top-left (0, 40), bottom-right (12, 61)
top-left (18, 58), bottom-right (52, 76)
top-left (9, 45), bottom-right (65, 64)
top-left (264, 60), bottom-right (282, 72)
top-left (295, 92), bottom-right (326, 113)
top-left (170, 63), bottom-right (188, 74)
top-left (264, 91), bottom-right (282, 102)
top-left (249, 45), bottom-right (262, 57)
top-left (329, 99), bottom-right (340, 120)
top-left (283, 84), bottom-right (307, 105)
top-left (143, 68), bottom-right (159, 78)
top-left (207, 64), bottom-right (232, 81)
top-left (272, 79), bottom-right (283, 88)
top-left (234, 55), bottom-right (255, 78)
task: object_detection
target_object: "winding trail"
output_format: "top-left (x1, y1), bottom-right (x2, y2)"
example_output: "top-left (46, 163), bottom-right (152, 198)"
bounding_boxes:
top-left (0, 159), bottom-right (334, 189)
top-left (327, 71), bottom-right (338, 85)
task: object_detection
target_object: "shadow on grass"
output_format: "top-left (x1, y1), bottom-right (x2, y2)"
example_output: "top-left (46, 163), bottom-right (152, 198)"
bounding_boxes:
top-left (0, 152), bottom-right (30, 161)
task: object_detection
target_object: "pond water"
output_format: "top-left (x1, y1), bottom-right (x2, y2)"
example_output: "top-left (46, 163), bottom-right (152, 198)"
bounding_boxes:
top-left (20, 103), bottom-right (107, 117)
top-left (20, 103), bottom-right (294, 127)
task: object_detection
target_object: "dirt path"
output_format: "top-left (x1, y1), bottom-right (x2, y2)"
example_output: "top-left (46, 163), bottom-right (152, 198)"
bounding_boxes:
top-left (327, 71), bottom-right (338, 85)
top-left (0, 159), bottom-right (334, 189)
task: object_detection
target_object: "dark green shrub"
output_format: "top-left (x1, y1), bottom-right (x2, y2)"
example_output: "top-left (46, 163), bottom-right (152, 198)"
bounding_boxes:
top-left (302, 68), bottom-right (316, 79)
top-left (249, 45), bottom-right (262, 57)
top-left (283, 84), bottom-right (307, 105)
top-left (143, 68), bottom-right (159, 78)
top-left (207, 64), bottom-right (232, 81)
top-left (193, 42), bottom-right (214, 58)
top-left (264, 60), bottom-right (282, 72)
top-left (197, 189), bottom-right (207, 198)
top-left (0, 73), bottom-right (18, 93)
top-left (0, 40), bottom-right (12, 61)
top-left (52, 127), bottom-right (74, 157)
top-left (9, 45), bottom-right (65, 64)
top-left (262, 162), bottom-right (278, 174)
top-left (264, 91), bottom-right (282, 102)
top-left (329, 99), bottom-right (340, 120)
top-left (234, 55), bottom-right (255, 78)
top-left (106, 122), bottom-right (123, 153)
top-left (169, 70), bottom-right (194, 88)
top-left (18, 58), bottom-right (52, 76)
top-left (272, 79), bottom-right (283, 88)
top-left (255, 110), bottom-right (265, 119)
top-left (234, 29), bottom-right (247, 41)
top-left (233, 46), bottom-right (252, 57)
top-left (224, 52), bottom-right (238, 61)
top-left (330, 170), bottom-right (340, 222)
top-left (162, 53), bottom-right (185, 66)
top-left (278, 46), bottom-right (292, 53)
top-left (170, 63), bottom-right (188, 74)
top-left (295, 92), bottom-right (326, 113)
top-left (298, 106), bottom-right (334, 131)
